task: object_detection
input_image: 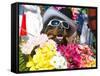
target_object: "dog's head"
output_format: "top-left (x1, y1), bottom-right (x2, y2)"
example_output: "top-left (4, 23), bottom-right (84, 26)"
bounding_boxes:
top-left (41, 7), bottom-right (77, 44)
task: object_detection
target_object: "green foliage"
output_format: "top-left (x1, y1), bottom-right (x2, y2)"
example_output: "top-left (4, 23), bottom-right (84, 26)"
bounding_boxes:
top-left (19, 49), bottom-right (29, 72)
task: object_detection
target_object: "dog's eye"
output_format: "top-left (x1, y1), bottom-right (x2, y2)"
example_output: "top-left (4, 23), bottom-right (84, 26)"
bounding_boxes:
top-left (62, 22), bottom-right (69, 29)
top-left (51, 20), bottom-right (60, 26)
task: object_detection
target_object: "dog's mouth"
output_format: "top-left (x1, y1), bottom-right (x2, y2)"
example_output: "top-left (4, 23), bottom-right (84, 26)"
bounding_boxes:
top-left (56, 34), bottom-right (63, 41)
top-left (54, 34), bottom-right (64, 44)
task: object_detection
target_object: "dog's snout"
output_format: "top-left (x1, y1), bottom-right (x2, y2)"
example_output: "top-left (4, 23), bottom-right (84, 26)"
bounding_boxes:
top-left (58, 25), bottom-right (64, 32)
top-left (58, 24), bottom-right (62, 29)
top-left (57, 27), bottom-right (64, 36)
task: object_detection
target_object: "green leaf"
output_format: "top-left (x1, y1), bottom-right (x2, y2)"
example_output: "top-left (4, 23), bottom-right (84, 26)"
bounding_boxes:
top-left (19, 49), bottom-right (29, 72)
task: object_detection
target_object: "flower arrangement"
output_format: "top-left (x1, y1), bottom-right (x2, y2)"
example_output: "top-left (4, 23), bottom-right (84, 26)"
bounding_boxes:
top-left (25, 38), bottom-right (67, 71)
top-left (20, 34), bottom-right (96, 71)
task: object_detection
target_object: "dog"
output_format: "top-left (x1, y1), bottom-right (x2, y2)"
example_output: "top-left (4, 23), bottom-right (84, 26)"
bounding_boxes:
top-left (41, 7), bottom-right (78, 45)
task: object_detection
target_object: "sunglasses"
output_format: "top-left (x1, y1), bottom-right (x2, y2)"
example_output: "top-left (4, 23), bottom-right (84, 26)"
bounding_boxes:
top-left (47, 19), bottom-right (70, 29)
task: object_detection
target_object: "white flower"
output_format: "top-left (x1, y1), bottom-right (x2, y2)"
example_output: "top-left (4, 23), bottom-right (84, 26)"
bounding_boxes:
top-left (47, 39), bottom-right (57, 47)
top-left (37, 34), bottom-right (48, 45)
top-left (40, 39), bottom-right (57, 49)
top-left (20, 34), bottom-right (48, 54)
top-left (20, 35), bottom-right (36, 54)
top-left (50, 52), bottom-right (67, 69)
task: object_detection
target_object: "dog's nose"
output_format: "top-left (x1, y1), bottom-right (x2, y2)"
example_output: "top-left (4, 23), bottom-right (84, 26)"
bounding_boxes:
top-left (58, 25), bottom-right (64, 32)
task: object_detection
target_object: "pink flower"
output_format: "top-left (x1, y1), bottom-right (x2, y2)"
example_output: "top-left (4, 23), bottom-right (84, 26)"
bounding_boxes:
top-left (57, 43), bottom-right (95, 68)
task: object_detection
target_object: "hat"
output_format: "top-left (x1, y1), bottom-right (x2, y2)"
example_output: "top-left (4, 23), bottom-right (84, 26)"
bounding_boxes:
top-left (42, 7), bottom-right (77, 36)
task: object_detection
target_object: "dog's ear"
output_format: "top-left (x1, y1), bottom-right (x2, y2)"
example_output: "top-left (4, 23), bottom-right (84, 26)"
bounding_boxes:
top-left (41, 24), bottom-right (47, 33)
top-left (65, 32), bottom-right (77, 43)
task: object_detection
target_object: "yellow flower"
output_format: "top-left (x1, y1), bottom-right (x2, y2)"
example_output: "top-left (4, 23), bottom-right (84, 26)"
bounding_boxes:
top-left (30, 65), bottom-right (37, 71)
top-left (26, 56), bottom-right (36, 71)
top-left (84, 57), bottom-right (96, 67)
top-left (26, 61), bottom-right (34, 67)
top-left (26, 40), bottom-right (57, 71)
top-left (91, 59), bottom-right (96, 67)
